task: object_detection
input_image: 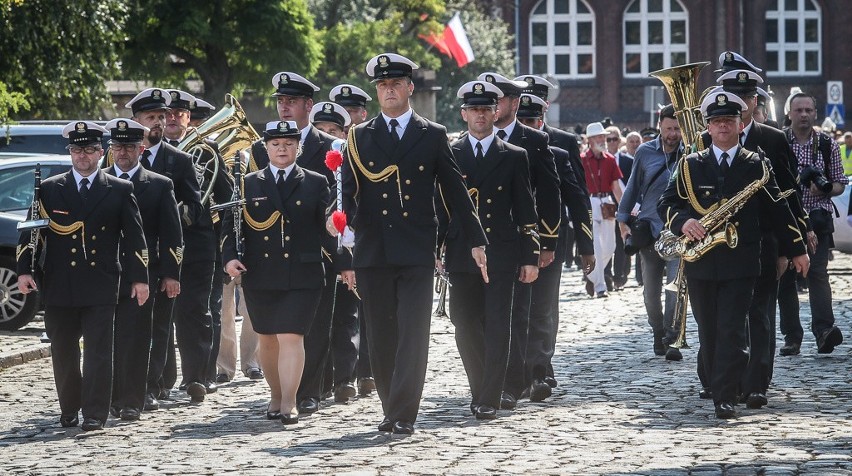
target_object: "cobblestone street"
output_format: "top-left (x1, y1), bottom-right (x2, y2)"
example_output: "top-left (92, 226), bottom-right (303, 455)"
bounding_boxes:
top-left (0, 254), bottom-right (850, 475)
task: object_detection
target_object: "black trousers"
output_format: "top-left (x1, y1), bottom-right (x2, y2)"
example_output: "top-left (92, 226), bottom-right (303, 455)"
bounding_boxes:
top-left (778, 229), bottom-right (835, 344)
top-left (45, 304), bottom-right (115, 423)
top-left (504, 280), bottom-right (531, 398)
top-left (113, 294), bottom-right (154, 411)
top-left (449, 271), bottom-right (514, 409)
top-left (689, 277), bottom-right (754, 404)
top-left (330, 283), bottom-right (360, 385)
top-left (741, 233), bottom-right (779, 396)
top-left (297, 272), bottom-right (337, 402)
top-left (206, 271), bottom-right (225, 383)
top-left (357, 265), bottom-right (433, 424)
top-left (173, 260), bottom-right (215, 385)
top-left (527, 229), bottom-right (568, 382)
top-left (147, 289), bottom-right (176, 396)
top-left (612, 221), bottom-right (631, 282)
top-left (355, 300), bottom-right (372, 379)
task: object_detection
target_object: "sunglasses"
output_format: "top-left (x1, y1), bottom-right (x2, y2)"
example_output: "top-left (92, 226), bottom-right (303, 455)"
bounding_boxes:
top-left (606, 137), bottom-right (620, 143)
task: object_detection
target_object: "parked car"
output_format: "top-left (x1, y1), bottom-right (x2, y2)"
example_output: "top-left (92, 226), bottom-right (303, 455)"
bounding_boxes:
top-left (1, 123), bottom-right (110, 156)
top-left (0, 155), bottom-right (72, 330)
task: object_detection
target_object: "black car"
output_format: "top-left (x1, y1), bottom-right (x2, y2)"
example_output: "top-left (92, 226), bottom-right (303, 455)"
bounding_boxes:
top-left (0, 155), bottom-right (72, 330)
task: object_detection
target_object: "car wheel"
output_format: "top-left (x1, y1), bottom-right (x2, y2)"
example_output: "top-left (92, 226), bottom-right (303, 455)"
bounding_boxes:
top-left (0, 256), bottom-right (40, 331)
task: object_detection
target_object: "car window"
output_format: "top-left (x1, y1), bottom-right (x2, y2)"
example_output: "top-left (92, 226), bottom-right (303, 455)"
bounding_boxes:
top-left (0, 134), bottom-right (69, 154)
top-left (0, 164), bottom-right (71, 212)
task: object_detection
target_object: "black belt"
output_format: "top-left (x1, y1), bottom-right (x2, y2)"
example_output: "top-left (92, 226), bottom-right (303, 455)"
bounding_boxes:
top-left (590, 193), bottom-right (610, 198)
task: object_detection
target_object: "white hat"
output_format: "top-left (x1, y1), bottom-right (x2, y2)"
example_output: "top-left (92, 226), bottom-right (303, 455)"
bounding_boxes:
top-left (365, 53), bottom-right (419, 81)
top-left (477, 72), bottom-right (527, 96)
top-left (456, 81), bottom-right (503, 106)
top-left (271, 72), bottom-right (320, 98)
top-left (125, 88), bottom-right (172, 114)
top-left (586, 122), bottom-right (607, 137)
top-left (309, 101), bottom-right (351, 128)
top-left (329, 84), bottom-right (372, 107)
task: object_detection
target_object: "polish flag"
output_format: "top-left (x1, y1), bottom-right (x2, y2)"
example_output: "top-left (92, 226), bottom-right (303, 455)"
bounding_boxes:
top-left (444, 13), bottom-right (475, 68)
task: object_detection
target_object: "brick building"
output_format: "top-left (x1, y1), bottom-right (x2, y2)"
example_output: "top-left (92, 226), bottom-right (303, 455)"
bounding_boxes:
top-left (490, 0), bottom-right (852, 132)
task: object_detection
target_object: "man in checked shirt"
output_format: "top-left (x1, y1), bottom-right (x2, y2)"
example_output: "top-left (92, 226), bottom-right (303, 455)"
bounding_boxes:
top-left (778, 91), bottom-right (848, 355)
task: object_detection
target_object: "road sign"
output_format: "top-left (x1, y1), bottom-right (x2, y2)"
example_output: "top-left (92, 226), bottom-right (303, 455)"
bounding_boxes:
top-left (826, 104), bottom-right (845, 127)
top-left (827, 81), bottom-right (843, 104)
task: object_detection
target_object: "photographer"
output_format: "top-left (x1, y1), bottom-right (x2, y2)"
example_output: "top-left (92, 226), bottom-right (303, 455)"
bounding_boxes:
top-left (779, 92), bottom-right (848, 355)
top-left (617, 105), bottom-right (682, 361)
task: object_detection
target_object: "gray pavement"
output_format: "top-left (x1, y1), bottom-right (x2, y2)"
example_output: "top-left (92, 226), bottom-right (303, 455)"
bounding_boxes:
top-left (0, 254), bottom-right (850, 475)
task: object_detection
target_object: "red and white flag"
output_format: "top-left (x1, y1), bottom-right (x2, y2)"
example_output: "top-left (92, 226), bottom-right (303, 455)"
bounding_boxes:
top-left (420, 12), bottom-right (475, 68)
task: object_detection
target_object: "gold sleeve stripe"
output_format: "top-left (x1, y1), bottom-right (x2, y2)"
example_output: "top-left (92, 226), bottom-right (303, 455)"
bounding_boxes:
top-left (16, 244), bottom-right (26, 261)
top-left (170, 247), bottom-right (184, 265)
top-left (540, 218), bottom-right (561, 236)
top-left (438, 184), bottom-right (449, 217)
top-left (581, 223), bottom-right (593, 239)
top-left (135, 250), bottom-right (149, 268)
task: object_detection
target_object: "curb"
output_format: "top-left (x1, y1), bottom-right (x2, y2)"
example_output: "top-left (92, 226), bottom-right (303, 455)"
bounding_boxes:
top-left (0, 344), bottom-right (51, 370)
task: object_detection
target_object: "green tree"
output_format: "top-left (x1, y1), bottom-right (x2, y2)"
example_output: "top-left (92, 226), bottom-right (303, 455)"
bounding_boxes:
top-left (122, 0), bottom-right (322, 107)
top-left (0, 0), bottom-right (126, 119)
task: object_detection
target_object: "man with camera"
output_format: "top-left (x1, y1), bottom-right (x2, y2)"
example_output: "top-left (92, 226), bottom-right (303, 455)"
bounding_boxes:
top-left (617, 105), bottom-right (683, 361)
top-left (779, 92), bottom-right (847, 355)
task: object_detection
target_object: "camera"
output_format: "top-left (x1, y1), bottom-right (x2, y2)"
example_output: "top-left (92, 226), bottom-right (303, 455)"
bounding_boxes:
top-left (800, 166), bottom-right (833, 194)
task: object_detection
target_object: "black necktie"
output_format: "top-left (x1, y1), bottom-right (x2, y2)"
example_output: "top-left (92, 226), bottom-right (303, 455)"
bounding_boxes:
top-left (141, 150), bottom-right (152, 169)
top-left (389, 119), bottom-right (400, 143)
top-left (496, 130), bottom-right (507, 141)
top-left (276, 169), bottom-right (287, 198)
top-left (720, 152), bottom-right (730, 176)
top-left (168, 139), bottom-right (180, 147)
top-left (475, 142), bottom-right (484, 163)
top-left (79, 178), bottom-right (90, 201)
top-left (119, 173), bottom-right (130, 180)
top-left (739, 132), bottom-right (745, 145)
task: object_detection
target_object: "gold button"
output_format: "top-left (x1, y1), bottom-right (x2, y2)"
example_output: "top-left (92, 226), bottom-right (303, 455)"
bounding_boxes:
top-left (497, 186), bottom-right (503, 191)
top-left (486, 227), bottom-right (491, 232)
top-left (296, 200), bottom-right (301, 206)
top-left (91, 249), bottom-right (96, 255)
top-left (384, 178), bottom-right (389, 183)
top-left (404, 195), bottom-right (410, 200)
top-left (255, 201), bottom-right (259, 206)
top-left (91, 235), bottom-right (96, 240)
top-left (71, 261), bottom-right (76, 266)
top-left (405, 179), bottom-right (411, 185)
top-left (403, 212), bottom-right (408, 217)
top-left (382, 193), bottom-right (388, 198)
top-left (382, 210), bottom-right (388, 215)
top-left (264, 236), bottom-right (269, 241)
top-left (486, 214), bottom-right (491, 218)
top-left (71, 248), bottom-right (77, 253)
top-left (285, 236), bottom-right (290, 241)
top-left (369, 161), bottom-right (375, 166)
top-left (284, 253), bottom-right (289, 258)
top-left (486, 199), bottom-right (492, 204)
top-left (418, 165), bottom-right (425, 171)
top-left (264, 253), bottom-right (269, 258)
top-left (72, 234), bottom-right (77, 239)
top-left (90, 262), bottom-right (96, 267)
top-left (101, 226), bottom-right (106, 231)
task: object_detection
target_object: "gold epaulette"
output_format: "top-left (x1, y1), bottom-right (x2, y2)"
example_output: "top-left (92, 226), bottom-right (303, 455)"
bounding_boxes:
top-left (244, 209), bottom-right (282, 232)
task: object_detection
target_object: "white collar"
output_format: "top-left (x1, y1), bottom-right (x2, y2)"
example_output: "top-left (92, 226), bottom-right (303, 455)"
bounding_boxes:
top-left (382, 108), bottom-right (413, 133)
top-left (712, 144), bottom-right (739, 164)
top-left (145, 142), bottom-right (162, 164)
top-left (72, 169), bottom-right (96, 187)
top-left (114, 162), bottom-right (141, 179)
top-left (470, 133), bottom-right (496, 156)
top-left (299, 124), bottom-right (311, 145)
top-left (741, 120), bottom-right (753, 144)
top-left (494, 119), bottom-right (517, 139)
top-left (269, 162), bottom-right (296, 180)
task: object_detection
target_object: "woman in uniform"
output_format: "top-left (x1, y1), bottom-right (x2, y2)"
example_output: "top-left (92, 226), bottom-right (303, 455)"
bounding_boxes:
top-left (222, 120), bottom-right (330, 425)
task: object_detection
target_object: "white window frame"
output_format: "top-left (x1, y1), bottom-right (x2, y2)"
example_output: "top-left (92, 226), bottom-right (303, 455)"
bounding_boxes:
top-left (765, 0), bottom-right (822, 76)
top-left (528, 0), bottom-right (595, 79)
top-left (622, 0), bottom-right (689, 78)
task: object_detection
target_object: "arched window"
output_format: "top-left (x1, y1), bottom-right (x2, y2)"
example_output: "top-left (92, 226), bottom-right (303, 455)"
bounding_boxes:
top-left (623, 0), bottom-right (688, 77)
top-left (765, 0), bottom-right (821, 75)
top-left (528, 0), bottom-right (595, 79)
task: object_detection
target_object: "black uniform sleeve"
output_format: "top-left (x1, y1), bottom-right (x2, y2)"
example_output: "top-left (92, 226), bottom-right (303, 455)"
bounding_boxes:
top-left (171, 153), bottom-right (204, 228)
top-left (529, 133), bottom-right (561, 251)
top-left (433, 128), bottom-right (487, 249)
top-left (758, 160), bottom-right (807, 258)
top-left (555, 146), bottom-right (594, 256)
top-left (120, 184), bottom-right (149, 285)
top-left (512, 151), bottom-right (540, 266)
top-left (158, 180), bottom-right (184, 280)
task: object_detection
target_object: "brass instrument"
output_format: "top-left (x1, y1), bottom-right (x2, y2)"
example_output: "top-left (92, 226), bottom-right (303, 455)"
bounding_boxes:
top-left (648, 61), bottom-right (711, 349)
top-left (433, 251), bottom-right (450, 318)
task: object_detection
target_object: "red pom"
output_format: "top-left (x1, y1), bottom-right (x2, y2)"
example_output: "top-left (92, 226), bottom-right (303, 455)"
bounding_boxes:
top-left (325, 150), bottom-right (343, 171)
top-left (332, 210), bottom-right (347, 233)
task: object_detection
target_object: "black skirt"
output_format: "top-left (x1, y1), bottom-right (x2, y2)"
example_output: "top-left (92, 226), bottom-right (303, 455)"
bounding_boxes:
top-left (242, 288), bottom-right (322, 335)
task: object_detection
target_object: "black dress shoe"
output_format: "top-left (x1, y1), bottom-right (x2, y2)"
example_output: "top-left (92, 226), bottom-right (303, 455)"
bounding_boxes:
top-left (699, 388), bottom-right (712, 400)
top-left (120, 408), bottom-right (141, 421)
top-left (745, 392), bottom-right (768, 409)
top-left (653, 331), bottom-right (666, 356)
top-left (247, 368), bottom-right (264, 380)
top-left (59, 414), bottom-right (79, 428)
top-left (266, 405), bottom-right (282, 420)
top-left (297, 398), bottom-right (319, 414)
top-left (779, 341), bottom-right (801, 356)
top-left (178, 382), bottom-right (188, 391)
top-left (109, 406), bottom-right (120, 418)
top-left (665, 346), bottom-right (683, 361)
top-left (377, 418), bottom-right (393, 432)
top-left (334, 382), bottom-right (357, 403)
top-left (204, 381), bottom-right (218, 393)
top-left (81, 417), bottom-right (104, 431)
top-left (543, 376), bottom-right (558, 388)
top-left (605, 275), bottom-right (614, 292)
top-left (475, 405), bottom-right (497, 420)
top-left (281, 413), bottom-right (299, 425)
top-left (358, 377), bottom-right (376, 396)
top-left (469, 403), bottom-right (480, 415)
top-left (714, 401), bottom-right (736, 419)
top-left (392, 420), bottom-right (414, 434)
top-left (529, 379), bottom-right (552, 402)
top-left (143, 394), bottom-right (160, 411)
top-left (500, 391), bottom-right (517, 410)
top-left (216, 373), bottom-right (231, 383)
top-left (817, 326), bottom-right (843, 354)
top-left (186, 382), bottom-right (206, 402)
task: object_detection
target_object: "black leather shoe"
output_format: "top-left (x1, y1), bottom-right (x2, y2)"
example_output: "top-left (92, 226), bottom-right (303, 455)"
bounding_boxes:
top-left (216, 373), bottom-right (231, 383)
top-left (543, 376), bottom-right (558, 388)
top-left (745, 392), bottom-right (768, 409)
top-left (653, 331), bottom-right (666, 356)
top-left (178, 382), bottom-right (188, 391)
top-left (699, 388), bottom-right (712, 400)
top-left (817, 326), bottom-right (843, 354)
top-left (143, 394), bottom-right (160, 411)
top-left (665, 347), bottom-right (683, 361)
top-left (358, 377), bottom-right (376, 396)
top-left (81, 417), bottom-right (104, 431)
top-left (186, 382), bottom-right (206, 402)
top-left (605, 275), bottom-right (614, 292)
top-left (281, 413), bottom-right (299, 425)
top-left (120, 408), bottom-right (141, 421)
top-left (392, 420), bottom-right (414, 434)
top-left (779, 341), bottom-right (801, 356)
top-left (500, 391), bottom-right (517, 410)
top-left (109, 406), bottom-right (120, 418)
top-left (247, 368), bottom-right (264, 380)
top-left (334, 382), bottom-right (357, 403)
top-left (204, 381), bottom-right (218, 393)
top-left (377, 418), bottom-right (393, 432)
top-left (714, 401), bottom-right (736, 419)
top-left (475, 405), bottom-right (497, 420)
top-left (59, 414), bottom-right (79, 428)
top-left (529, 379), bottom-right (552, 402)
top-left (266, 405), bottom-right (282, 420)
top-left (297, 398), bottom-right (319, 414)
top-left (469, 403), bottom-right (480, 415)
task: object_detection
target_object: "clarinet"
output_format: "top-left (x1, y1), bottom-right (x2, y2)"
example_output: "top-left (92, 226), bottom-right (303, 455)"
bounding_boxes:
top-left (29, 164), bottom-right (43, 270)
top-left (210, 152), bottom-right (247, 260)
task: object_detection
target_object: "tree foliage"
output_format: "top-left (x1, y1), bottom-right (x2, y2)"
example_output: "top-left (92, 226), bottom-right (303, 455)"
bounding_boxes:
top-left (121, 0), bottom-right (322, 108)
top-left (0, 0), bottom-right (126, 120)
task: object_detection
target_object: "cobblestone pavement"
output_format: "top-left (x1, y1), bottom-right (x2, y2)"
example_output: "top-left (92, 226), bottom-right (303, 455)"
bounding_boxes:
top-left (0, 254), bottom-right (850, 475)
